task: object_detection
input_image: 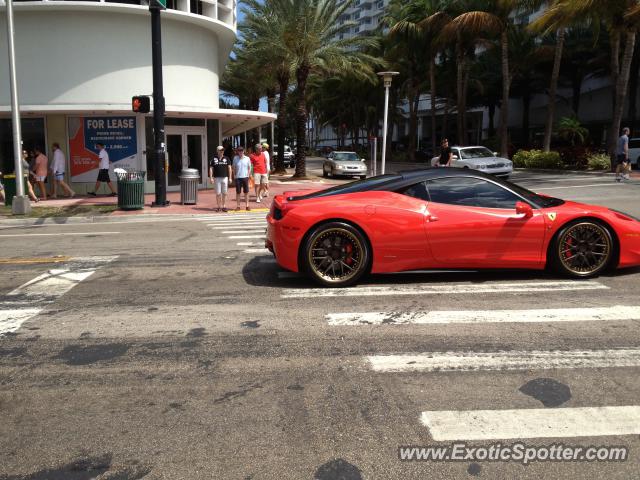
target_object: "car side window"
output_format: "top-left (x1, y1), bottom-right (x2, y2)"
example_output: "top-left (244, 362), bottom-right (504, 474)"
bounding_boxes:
top-left (426, 177), bottom-right (521, 209)
top-left (401, 181), bottom-right (430, 202)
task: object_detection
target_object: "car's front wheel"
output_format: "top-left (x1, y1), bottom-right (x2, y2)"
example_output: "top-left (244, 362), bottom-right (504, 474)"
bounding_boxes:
top-left (550, 220), bottom-right (614, 278)
top-left (303, 222), bottom-right (370, 287)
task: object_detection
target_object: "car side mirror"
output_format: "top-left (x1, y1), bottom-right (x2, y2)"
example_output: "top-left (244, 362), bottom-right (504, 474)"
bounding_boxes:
top-left (516, 201), bottom-right (533, 218)
top-left (361, 158), bottom-right (366, 162)
top-left (493, 152), bottom-right (498, 156)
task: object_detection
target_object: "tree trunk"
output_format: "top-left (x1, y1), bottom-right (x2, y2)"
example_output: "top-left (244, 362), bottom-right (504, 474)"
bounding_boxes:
top-left (627, 37), bottom-right (640, 135)
top-left (456, 41), bottom-right (466, 146)
top-left (499, 29), bottom-right (510, 158)
top-left (294, 64), bottom-right (310, 178)
top-left (408, 87), bottom-right (419, 162)
top-left (488, 103), bottom-right (496, 138)
top-left (430, 55), bottom-right (437, 154)
top-left (571, 75), bottom-right (582, 116)
top-left (443, 96), bottom-right (450, 139)
top-left (275, 71), bottom-right (289, 174)
top-left (608, 31), bottom-right (636, 167)
top-left (522, 92), bottom-right (531, 147)
top-left (544, 28), bottom-right (565, 152)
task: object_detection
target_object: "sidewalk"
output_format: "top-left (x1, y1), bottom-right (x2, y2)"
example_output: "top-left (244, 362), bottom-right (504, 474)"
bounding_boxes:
top-left (0, 175), bottom-right (332, 222)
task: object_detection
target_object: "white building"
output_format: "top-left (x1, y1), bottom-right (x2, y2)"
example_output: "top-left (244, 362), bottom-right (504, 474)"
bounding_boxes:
top-left (336, 0), bottom-right (387, 40)
top-left (0, 0), bottom-right (274, 193)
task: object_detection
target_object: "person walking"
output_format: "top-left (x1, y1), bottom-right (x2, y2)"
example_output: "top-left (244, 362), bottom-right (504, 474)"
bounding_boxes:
top-left (22, 150), bottom-right (39, 202)
top-left (232, 146), bottom-right (251, 211)
top-left (262, 142), bottom-right (271, 198)
top-left (438, 139), bottom-right (452, 167)
top-left (32, 146), bottom-right (49, 200)
top-left (250, 143), bottom-right (268, 203)
top-left (50, 143), bottom-right (74, 198)
top-left (616, 128), bottom-right (631, 182)
top-left (88, 142), bottom-right (116, 196)
top-left (209, 145), bottom-right (232, 212)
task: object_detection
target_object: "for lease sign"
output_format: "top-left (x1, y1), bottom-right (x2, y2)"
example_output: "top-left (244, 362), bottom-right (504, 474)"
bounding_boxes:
top-left (68, 116), bottom-right (138, 182)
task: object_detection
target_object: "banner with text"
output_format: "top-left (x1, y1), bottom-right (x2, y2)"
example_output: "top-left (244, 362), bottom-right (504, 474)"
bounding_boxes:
top-left (68, 116), bottom-right (138, 182)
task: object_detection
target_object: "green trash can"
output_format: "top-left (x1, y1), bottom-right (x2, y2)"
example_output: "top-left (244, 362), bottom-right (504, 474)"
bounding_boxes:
top-left (115, 170), bottom-right (146, 210)
top-left (2, 174), bottom-right (29, 207)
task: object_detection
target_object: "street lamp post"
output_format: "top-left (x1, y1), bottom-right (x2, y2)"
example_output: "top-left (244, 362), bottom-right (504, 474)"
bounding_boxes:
top-left (5, 0), bottom-right (30, 215)
top-left (377, 71), bottom-right (398, 175)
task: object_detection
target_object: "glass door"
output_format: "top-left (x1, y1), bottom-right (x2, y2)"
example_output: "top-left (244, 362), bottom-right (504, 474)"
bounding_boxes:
top-left (165, 127), bottom-right (207, 191)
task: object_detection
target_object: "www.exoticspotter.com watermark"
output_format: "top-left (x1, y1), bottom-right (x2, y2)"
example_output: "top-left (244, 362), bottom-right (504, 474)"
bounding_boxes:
top-left (398, 443), bottom-right (629, 465)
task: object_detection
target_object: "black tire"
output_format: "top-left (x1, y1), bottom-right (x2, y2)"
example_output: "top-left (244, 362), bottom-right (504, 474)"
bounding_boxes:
top-left (323, 168), bottom-right (328, 178)
top-left (359, 175), bottom-right (367, 179)
top-left (550, 219), bottom-right (614, 278)
top-left (302, 221), bottom-right (370, 287)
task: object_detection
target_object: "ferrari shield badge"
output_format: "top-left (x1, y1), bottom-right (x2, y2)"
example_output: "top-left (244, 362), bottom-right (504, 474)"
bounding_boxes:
top-left (547, 212), bottom-right (557, 222)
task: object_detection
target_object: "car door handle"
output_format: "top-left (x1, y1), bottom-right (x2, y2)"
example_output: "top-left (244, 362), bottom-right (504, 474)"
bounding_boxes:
top-left (426, 214), bottom-right (439, 222)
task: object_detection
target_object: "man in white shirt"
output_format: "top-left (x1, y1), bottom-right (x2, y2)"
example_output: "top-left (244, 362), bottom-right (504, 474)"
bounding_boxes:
top-left (50, 143), bottom-right (75, 198)
top-left (232, 146), bottom-right (251, 211)
top-left (88, 142), bottom-right (116, 196)
top-left (262, 142), bottom-right (271, 197)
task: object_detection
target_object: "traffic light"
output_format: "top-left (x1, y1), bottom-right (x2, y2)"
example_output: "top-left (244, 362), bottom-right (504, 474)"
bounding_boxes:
top-left (132, 96), bottom-right (150, 113)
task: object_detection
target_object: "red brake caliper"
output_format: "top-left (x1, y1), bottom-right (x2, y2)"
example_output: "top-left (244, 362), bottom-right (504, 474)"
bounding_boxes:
top-left (345, 242), bottom-right (354, 265)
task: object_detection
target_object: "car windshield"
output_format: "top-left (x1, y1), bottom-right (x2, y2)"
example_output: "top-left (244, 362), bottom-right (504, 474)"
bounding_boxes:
top-left (492, 176), bottom-right (565, 208)
top-left (290, 174), bottom-right (400, 200)
top-left (333, 152), bottom-right (360, 161)
top-left (460, 147), bottom-right (494, 159)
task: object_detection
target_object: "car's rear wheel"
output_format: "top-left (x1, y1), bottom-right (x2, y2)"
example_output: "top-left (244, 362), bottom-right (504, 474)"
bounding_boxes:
top-left (303, 222), bottom-right (370, 287)
top-left (551, 220), bottom-right (613, 278)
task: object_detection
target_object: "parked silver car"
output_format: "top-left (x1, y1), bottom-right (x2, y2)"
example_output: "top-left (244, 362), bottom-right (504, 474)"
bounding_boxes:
top-left (323, 151), bottom-right (367, 179)
top-left (433, 146), bottom-right (513, 177)
top-left (274, 144), bottom-right (295, 168)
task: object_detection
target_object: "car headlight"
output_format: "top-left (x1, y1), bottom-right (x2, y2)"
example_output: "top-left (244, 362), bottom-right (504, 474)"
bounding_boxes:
top-left (334, 165), bottom-right (343, 170)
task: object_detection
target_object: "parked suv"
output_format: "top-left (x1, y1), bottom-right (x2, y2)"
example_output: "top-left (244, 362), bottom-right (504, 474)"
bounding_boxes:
top-left (273, 145), bottom-right (295, 168)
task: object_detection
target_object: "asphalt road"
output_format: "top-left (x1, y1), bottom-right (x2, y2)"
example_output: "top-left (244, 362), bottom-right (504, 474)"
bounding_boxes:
top-left (1, 170), bottom-right (639, 479)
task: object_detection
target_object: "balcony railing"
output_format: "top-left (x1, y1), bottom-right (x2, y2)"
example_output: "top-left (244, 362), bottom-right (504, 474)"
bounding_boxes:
top-left (1, 0), bottom-right (237, 29)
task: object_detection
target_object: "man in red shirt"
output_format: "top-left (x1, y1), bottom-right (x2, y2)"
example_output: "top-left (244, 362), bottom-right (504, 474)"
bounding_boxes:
top-left (250, 143), bottom-right (268, 203)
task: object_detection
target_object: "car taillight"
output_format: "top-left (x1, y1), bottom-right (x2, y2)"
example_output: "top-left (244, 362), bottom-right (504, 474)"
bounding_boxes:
top-left (274, 207), bottom-right (284, 220)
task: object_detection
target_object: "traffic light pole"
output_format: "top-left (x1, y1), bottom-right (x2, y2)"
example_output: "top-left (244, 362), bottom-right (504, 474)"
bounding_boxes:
top-left (150, 4), bottom-right (168, 206)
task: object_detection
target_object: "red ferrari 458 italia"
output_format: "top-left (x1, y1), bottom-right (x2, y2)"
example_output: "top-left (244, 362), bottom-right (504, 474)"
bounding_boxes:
top-left (265, 169), bottom-right (640, 286)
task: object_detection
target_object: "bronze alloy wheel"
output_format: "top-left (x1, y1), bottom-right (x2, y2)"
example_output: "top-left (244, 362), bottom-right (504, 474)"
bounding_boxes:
top-left (556, 221), bottom-right (612, 277)
top-left (306, 225), bottom-right (367, 286)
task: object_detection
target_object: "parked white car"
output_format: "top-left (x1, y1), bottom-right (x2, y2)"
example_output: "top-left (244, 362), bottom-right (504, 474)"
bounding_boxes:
top-left (323, 151), bottom-right (367, 179)
top-left (627, 138), bottom-right (640, 168)
top-left (273, 144), bottom-right (295, 168)
top-left (432, 146), bottom-right (513, 177)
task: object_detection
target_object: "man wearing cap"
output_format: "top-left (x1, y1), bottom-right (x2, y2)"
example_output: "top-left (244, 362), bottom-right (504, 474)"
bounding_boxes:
top-left (232, 146), bottom-right (251, 211)
top-left (262, 142), bottom-right (271, 198)
top-left (250, 143), bottom-right (268, 203)
top-left (209, 146), bottom-right (232, 212)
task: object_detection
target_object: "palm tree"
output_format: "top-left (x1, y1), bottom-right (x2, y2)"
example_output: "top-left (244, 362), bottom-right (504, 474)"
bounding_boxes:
top-left (239, 0), bottom-right (295, 173)
top-left (534, 0), bottom-right (640, 165)
top-left (258, 0), bottom-right (378, 177)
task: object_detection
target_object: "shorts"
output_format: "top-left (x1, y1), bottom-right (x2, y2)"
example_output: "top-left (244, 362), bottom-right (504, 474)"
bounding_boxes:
top-left (235, 177), bottom-right (249, 194)
top-left (35, 175), bottom-right (46, 182)
top-left (97, 168), bottom-right (111, 182)
top-left (616, 154), bottom-right (629, 165)
top-left (214, 176), bottom-right (229, 195)
top-left (254, 173), bottom-right (269, 185)
top-left (54, 172), bottom-right (65, 181)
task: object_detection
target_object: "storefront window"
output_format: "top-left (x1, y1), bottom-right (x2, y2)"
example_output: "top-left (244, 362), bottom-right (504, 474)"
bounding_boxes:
top-left (0, 118), bottom-right (46, 175)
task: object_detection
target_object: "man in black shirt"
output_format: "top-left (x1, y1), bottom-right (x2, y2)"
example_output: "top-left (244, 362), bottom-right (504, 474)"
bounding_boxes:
top-left (439, 138), bottom-right (452, 167)
top-left (209, 146), bottom-right (232, 212)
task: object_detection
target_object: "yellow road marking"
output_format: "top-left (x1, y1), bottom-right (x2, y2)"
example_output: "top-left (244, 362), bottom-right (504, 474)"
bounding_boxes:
top-left (0, 256), bottom-right (71, 265)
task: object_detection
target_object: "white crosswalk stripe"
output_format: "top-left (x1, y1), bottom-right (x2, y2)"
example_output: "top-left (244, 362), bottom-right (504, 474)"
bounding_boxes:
top-left (366, 348), bottom-right (640, 373)
top-left (196, 213), bottom-right (268, 254)
top-left (421, 407), bottom-right (640, 441)
top-left (327, 306), bottom-right (640, 326)
top-left (282, 280), bottom-right (608, 298)
top-left (0, 256), bottom-right (117, 337)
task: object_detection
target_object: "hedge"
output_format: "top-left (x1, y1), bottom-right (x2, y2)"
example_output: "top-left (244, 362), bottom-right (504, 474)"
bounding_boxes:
top-left (512, 149), bottom-right (563, 169)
